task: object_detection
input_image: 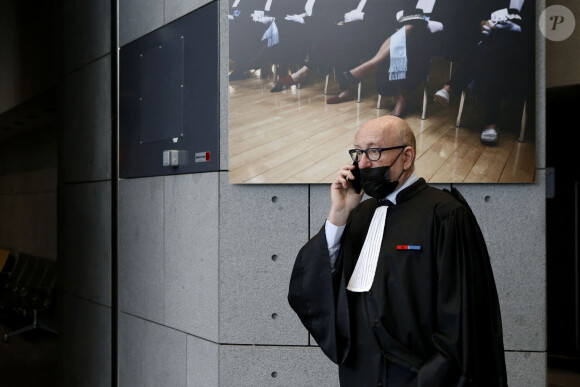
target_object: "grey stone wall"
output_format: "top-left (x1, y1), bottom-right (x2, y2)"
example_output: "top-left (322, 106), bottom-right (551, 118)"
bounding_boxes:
top-left (0, 127), bottom-right (57, 259)
top-left (58, 0), bottom-right (113, 385)
top-left (0, 1), bottom-right (60, 115)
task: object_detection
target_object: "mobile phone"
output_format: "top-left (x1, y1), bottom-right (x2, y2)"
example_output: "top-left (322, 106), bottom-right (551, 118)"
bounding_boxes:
top-left (351, 161), bottom-right (361, 194)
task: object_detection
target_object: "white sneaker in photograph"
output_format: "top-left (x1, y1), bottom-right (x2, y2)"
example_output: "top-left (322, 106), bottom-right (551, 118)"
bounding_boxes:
top-left (433, 89), bottom-right (450, 107)
top-left (481, 127), bottom-right (498, 145)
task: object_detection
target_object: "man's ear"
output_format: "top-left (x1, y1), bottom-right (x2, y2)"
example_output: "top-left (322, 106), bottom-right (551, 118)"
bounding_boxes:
top-left (403, 146), bottom-right (415, 169)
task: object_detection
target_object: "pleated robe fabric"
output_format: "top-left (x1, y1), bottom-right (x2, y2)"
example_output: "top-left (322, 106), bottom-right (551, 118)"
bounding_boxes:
top-left (288, 179), bottom-right (508, 386)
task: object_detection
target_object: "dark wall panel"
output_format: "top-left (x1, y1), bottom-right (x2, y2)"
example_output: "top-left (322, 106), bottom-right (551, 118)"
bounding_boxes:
top-left (120, 1), bottom-right (219, 178)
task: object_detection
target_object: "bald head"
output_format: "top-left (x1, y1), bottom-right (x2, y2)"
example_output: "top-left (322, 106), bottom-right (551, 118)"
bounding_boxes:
top-left (356, 115), bottom-right (416, 155)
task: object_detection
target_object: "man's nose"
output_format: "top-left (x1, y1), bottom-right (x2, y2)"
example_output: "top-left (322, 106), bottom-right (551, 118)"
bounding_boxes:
top-left (358, 153), bottom-right (372, 168)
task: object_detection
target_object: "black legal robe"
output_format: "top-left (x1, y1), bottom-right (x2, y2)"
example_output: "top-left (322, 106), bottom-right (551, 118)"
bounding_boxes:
top-left (288, 179), bottom-right (508, 386)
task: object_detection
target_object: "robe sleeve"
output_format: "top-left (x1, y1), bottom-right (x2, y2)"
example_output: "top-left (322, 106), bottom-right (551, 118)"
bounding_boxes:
top-left (287, 225), bottom-right (351, 364)
top-left (417, 190), bottom-right (507, 386)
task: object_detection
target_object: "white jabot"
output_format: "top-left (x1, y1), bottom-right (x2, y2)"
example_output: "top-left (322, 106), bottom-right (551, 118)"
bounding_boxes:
top-left (305, 0), bottom-right (315, 16)
top-left (415, 0), bottom-right (436, 13)
top-left (345, 172), bottom-right (419, 290)
top-left (347, 205), bottom-right (389, 292)
top-left (509, 0), bottom-right (524, 11)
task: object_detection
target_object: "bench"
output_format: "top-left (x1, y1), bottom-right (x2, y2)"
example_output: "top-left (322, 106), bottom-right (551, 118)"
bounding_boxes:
top-left (0, 250), bottom-right (58, 341)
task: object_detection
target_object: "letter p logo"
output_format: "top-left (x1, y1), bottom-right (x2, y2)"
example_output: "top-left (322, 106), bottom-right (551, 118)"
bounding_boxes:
top-left (540, 6), bottom-right (575, 41)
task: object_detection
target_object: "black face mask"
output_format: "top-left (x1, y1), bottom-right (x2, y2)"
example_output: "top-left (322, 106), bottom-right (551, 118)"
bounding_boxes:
top-left (359, 150), bottom-right (405, 199)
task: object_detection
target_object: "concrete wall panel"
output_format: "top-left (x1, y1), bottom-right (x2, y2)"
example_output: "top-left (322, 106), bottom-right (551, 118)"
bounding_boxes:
top-left (187, 335), bottom-right (219, 387)
top-left (219, 174), bottom-right (309, 345)
top-left (59, 182), bottom-right (111, 306)
top-left (0, 1), bottom-right (59, 114)
top-left (219, 345), bottom-right (338, 386)
top-left (456, 172), bottom-right (546, 352)
top-left (164, 173), bottom-right (219, 341)
top-left (119, 177), bottom-right (165, 323)
top-left (0, 125), bottom-right (57, 258)
top-left (58, 293), bottom-right (111, 387)
top-left (60, 55), bottom-right (111, 183)
top-left (119, 313), bottom-right (187, 387)
top-left (505, 351), bottom-right (546, 386)
top-left (119, 0), bottom-right (164, 47)
top-left (309, 184), bottom-right (331, 238)
top-left (0, 169), bottom-right (56, 195)
top-left (0, 126), bottom-right (57, 194)
top-left (0, 192), bottom-right (56, 259)
top-left (165, 0), bottom-right (213, 24)
top-left (62, 0), bottom-right (111, 73)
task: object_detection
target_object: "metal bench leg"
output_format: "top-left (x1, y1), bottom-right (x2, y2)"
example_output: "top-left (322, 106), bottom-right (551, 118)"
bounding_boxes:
top-left (3, 310), bottom-right (57, 342)
top-left (5, 325), bottom-right (35, 341)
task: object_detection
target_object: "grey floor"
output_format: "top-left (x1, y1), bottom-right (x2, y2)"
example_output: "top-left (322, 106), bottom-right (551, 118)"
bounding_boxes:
top-left (549, 368), bottom-right (580, 387)
top-left (0, 308), bottom-right (58, 387)
top-left (1, 306), bottom-right (579, 387)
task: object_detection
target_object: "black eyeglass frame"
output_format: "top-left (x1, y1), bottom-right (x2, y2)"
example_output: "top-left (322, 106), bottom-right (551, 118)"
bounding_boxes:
top-left (348, 145), bottom-right (407, 162)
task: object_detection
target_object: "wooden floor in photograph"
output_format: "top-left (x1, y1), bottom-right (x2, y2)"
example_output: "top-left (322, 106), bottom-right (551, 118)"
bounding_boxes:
top-left (228, 67), bottom-right (536, 184)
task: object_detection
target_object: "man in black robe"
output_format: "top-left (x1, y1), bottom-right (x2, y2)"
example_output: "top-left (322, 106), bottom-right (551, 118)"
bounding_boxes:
top-left (288, 115), bottom-right (507, 386)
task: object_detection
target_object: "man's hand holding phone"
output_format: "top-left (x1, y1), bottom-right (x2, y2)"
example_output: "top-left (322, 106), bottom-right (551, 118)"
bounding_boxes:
top-left (328, 162), bottom-right (364, 226)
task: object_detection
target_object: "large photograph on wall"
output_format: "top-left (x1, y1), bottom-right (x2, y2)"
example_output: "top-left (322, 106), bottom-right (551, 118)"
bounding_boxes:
top-left (228, 0), bottom-right (535, 184)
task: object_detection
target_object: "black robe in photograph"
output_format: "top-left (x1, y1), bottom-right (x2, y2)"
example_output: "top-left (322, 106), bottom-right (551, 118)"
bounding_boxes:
top-left (447, 0), bottom-right (535, 100)
top-left (288, 179), bottom-right (507, 386)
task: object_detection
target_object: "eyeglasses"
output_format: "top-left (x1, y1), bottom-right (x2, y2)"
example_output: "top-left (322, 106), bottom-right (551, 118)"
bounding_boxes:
top-left (348, 145), bottom-right (407, 162)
